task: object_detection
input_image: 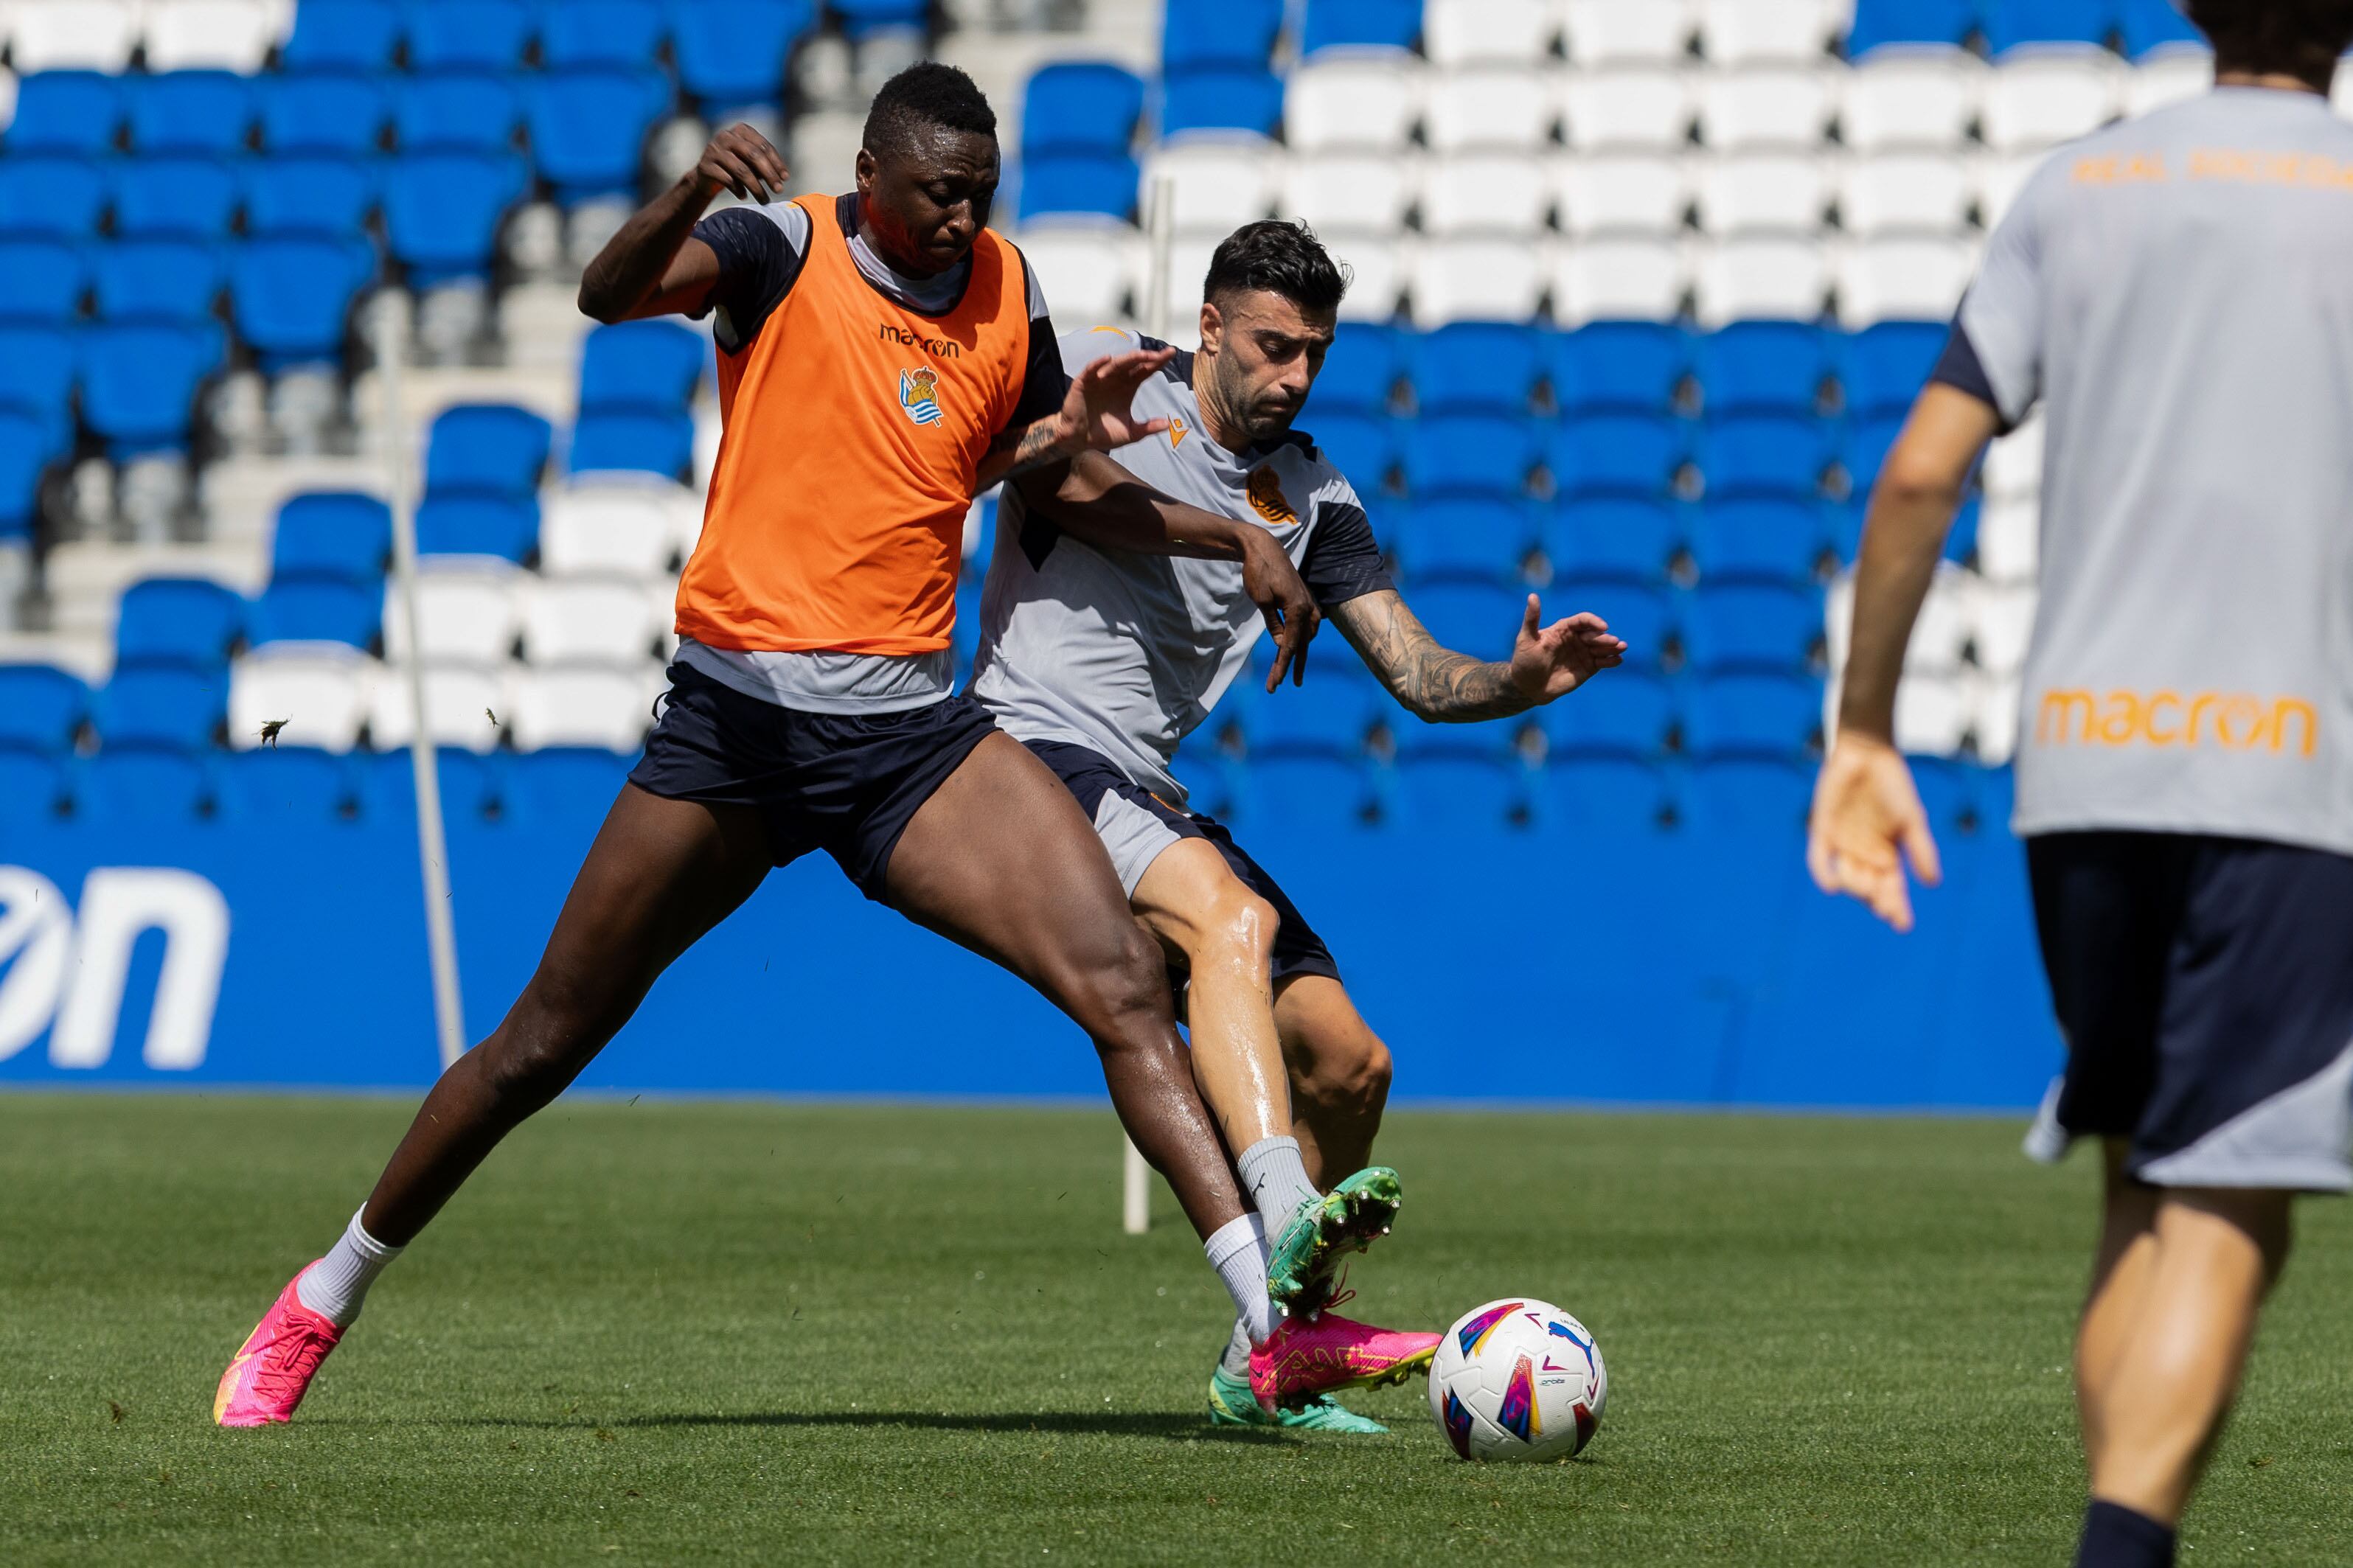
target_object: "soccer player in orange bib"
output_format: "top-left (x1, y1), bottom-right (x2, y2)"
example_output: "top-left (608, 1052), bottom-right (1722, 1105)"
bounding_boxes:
top-left (213, 66), bottom-right (1436, 1426)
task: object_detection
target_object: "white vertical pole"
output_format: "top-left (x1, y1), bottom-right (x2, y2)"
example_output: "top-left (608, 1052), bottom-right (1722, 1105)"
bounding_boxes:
top-left (376, 299), bottom-right (468, 1072)
top-left (1121, 175), bottom-right (1180, 1238)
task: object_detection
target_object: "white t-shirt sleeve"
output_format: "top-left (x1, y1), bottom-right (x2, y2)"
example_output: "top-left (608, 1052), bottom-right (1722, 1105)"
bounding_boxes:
top-left (1955, 184), bottom-right (2049, 428)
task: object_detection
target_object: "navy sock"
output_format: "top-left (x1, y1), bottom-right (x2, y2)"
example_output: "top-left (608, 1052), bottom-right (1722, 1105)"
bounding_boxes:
top-left (2074, 1500), bottom-right (2175, 1568)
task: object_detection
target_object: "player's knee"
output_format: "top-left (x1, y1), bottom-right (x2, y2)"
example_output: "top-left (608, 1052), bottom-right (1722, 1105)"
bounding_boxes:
top-left (1190, 885), bottom-right (1279, 972)
top-left (1071, 920), bottom-right (1172, 1048)
top-left (485, 974), bottom-right (625, 1108)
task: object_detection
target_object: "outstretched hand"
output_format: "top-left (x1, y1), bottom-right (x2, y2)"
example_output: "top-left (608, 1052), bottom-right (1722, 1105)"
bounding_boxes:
top-left (1806, 733), bottom-right (1943, 933)
top-left (692, 123), bottom-right (790, 204)
top-left (1057, 349), bottom-right (1176, 454)
top-left (1506, 596), bottom-right (1627, 704)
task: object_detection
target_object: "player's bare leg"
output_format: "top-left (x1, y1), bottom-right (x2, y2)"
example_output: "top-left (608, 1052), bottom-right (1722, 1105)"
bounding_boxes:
top-left (1130, 839), bottom-right (1288, 1154)
top-left (2075, 1142), bottom-right (2163, 1470)
top-left (1273, 975), bottom-right (1394, 1187)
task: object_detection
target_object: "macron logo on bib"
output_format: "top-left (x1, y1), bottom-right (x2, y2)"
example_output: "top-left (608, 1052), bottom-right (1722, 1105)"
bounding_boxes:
top-left (897, 366), bottom-right (942, 428)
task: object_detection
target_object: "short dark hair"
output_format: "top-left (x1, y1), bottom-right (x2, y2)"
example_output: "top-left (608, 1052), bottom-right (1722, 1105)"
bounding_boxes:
top-left (1202, 220), bottom-right (1349, 316)
top-left (2184, 0), bottom-right (2353, 80)
top-left (863, 62), bottom-right (998, 160)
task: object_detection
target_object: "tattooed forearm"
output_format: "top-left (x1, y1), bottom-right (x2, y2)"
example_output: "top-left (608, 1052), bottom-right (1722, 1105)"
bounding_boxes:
top-left (974, 417), bottom-right (1074, 492)
top-left (1330, 590), bottom-right (1530, 723)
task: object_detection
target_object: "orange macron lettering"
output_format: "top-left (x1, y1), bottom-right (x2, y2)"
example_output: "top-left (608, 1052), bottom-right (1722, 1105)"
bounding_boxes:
top-left (2034, 687), bottom-right (2320, 757)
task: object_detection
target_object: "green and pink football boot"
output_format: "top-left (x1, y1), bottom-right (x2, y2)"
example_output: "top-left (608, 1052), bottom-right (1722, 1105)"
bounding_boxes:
top-left (1265, 1166), bottom-right (1403, 1317)
top-left (1248, 1297), bottom-right (1439, 1415)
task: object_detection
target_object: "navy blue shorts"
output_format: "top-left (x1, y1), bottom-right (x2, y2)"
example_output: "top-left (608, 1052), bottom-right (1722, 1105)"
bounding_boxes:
top-left (2026, 831), bottom-right (2353, 1191)
top-left (1023, 739), bottom-right (1341, 989)
top-left (628, 661), bottom-right (998, 901)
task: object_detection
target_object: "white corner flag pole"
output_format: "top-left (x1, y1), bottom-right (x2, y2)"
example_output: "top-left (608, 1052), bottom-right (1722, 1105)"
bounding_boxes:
top-left (1121, 175), bottom-right (1179, 1238)
top-left (377, 299), bottom-right (468, 1072)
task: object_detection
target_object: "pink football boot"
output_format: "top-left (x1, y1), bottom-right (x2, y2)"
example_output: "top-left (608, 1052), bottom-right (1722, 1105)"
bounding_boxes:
top-left (213, 1266), bottom-right (343, 1427)
top-left (1249, 1297), bottom-right (1440, 1413)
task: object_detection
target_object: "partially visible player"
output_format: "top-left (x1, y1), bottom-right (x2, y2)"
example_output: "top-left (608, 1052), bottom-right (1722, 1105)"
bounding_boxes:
top-left (1807, 7), bottom-right (2353, 1564)
top-left (974, 221), bottom-right (1626, 1429)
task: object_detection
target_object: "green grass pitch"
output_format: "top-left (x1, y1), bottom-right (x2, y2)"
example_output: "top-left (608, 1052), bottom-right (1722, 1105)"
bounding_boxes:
top-left (5, 1095), bottom-right (2352, 1565)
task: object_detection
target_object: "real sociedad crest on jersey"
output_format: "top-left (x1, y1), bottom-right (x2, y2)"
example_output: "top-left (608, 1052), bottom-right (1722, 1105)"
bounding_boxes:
top-left (897, 366), bottom-right (942, 427)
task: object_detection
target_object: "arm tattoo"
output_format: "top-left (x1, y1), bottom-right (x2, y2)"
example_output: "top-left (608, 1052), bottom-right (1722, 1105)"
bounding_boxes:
top-left (976, 417), bottom-right (1072, 489)
top-left (1329, 590), bottom-right (1529, 723)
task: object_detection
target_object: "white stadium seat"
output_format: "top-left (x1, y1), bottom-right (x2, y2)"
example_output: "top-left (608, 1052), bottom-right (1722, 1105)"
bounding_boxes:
top-left (1163, 232), bottom-right (1220, 335)
top-left (381, 560), bottom-right (523, 666)
top-left (1691, 153), bottom-right (1830, 236)
top-left (1560, 69), bottom-right (1693, 152)
top-left (1141, 134), bottom-right (1281, 232)
top-left (1966, 579), bottom-right (2037, 676)
top-left (1549, 238), bottom-right (1687, 324)
top-left (1325, 236), bottom-right (1409, 321)
top-left (1285, 51), bottom-right (1425, 154)
top-left (1562, 0), bottom-right (1694, 66)
top-left (1981, 54), bottom-right (2120, 153)
top-left (2335, 66), bottom-right (2353, 119)
top-left (0, 68), bottom-right (18, 135)
top-left (541, 477), bottom-right (695, 578)
top-left (1894, 672), bottom-right (1971, 757)
top-left (2123, 51), bottom-right (2214, 119)
top-left (1424, 67), bottom-right (1558, 154)
top-left (1419, 153), bottom-right (1552, 238)
top-left (1410, 237), bottom-right (1545, 325)
top-left (509, 664), bottom-right (661, 753)
top-left (1692, 237), bottom-right (1828, 324)
top-left (1838, 153), bottom-right (1975, 237)
top-left (521, 577), bottom-right (667, 666)
top-left (1013, 218), bottom-right (1140, 326)
top-left (230, 644), bottom-right (375, 753)
top-left (1694, 68), bottom-right (1838, 150)
top-left (1695, 0), bottom-right (1840, 66)
top-left (1976, 497), bottom-right (2040, 582)
top-left (1282, 153), bottom-right (1417, 237)
top-left (1827, 562), bottom-right (1969, 677)
top-left (1841, 49), bottom-right (1984, 153)
top-left (1974, 150), bottom-right (2046, 228)
top-left (1981, 417), bottom-right (2043, 501)
top-left (1553, 155), bottom-right (1689, 239)
top-left (366, 663), bottom-right (510, 753)
top-left (1835, 237), bottom-right (1975, 327)
top-left (1424, 0), bottom-right (1560, 68)
top-left (7, 0), bottom-right (143, 72)
top-left (1971, 673), bottom-right (2021, 764)
top-left (143, 0), bottom-right (277, 71)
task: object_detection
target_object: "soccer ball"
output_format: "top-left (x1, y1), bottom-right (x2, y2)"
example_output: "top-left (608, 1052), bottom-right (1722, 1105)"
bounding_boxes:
top-left (1427, 1297), bottom-right (1607, 1463)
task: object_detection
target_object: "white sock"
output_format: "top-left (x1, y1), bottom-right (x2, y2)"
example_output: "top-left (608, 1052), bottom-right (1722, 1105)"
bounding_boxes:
top-left (1204, 1212), bottom-right (1275, 1345)
top-left (1220, 1316), bottom-right (1253, 1377)
top-left (293, 1208), bottom-right (403, 1328)
top-left (1236, 1135), bottom-right (1319, 1233)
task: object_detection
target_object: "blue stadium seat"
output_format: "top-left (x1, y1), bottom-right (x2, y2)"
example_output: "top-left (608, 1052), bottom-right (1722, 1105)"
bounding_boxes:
top-left (395, 74), bottom-right (522, 155)
top-left (407, 0), bottom-right (535, 71)
top-left (113, 157), bottom-right (242, 240)
top-left (1232, 755), bottom-right (1378, 835)
top-left (1163, 0), bottom-right (1284, 72)
top-left (128, 72), bottom-right (255, 157)
top-left (1411, 323), bottom-right (1544, 418)
top-left (98, 666), bottom-right (227, 751)
top-left (670, 0), bottom-right (814, 111)
top-left (1552, 579), bottom-right (1673, 666)
top-left (1544, 755), bottom-right (1673, 835)
top-left (0, 158), bottom-right (111, 240)
top-left (0, 240), bottom-right (87, 323)
top-left (1548, 323), bottom-right (1689, 418)
top-left (2118, 0), bottom-right (2205, 56)
top-left (425, 404), bottom-right (555, 498)
top-left (543, 0), bottom-right (670, 69)
top-left (248, 580), bottom-right (381, 649)
top-left (1686, 756), bottom-right (1813, 834)
top-left (1021, 63), bottom-right (1145, 160)
top-left (222, 747), bottom-right (356, 823)
top-left (360, 748), bottom-right (501, 822)
top-left (414, 493), bottom-right (541, 561)
top-left (81, 747), bottom-right (217, 823)
top-left (0, 326), bottom-right (76, 444)
top-left (569, 411), bottom-right (695, 479)
top-left (1405, 415), bottom-right (1539, 499)
top-left (0, 747), bottom-right (68, 818)
top-left (1304, 413), bottom-right (1397, 494)
top-left (1982, 0), bottom-right (2113, 55)
top-left (80, 324), bottom-right (224, 454)
top-left (0, 665), bottom-right (91, 753)
top-left (0, 412), bottom-right (63, 537)
top-left (1684, 672), bottom-right (1825, 759)
top-left (1696, 323), bottom-right (1831, 418)
top-left (1537, 666), bottom-right (1675, 758)
top-left (580, 320), bottom-right (706, 415)
top-left (92, 241), bottom-right (223, 325)
top-left (1542, 498), bottom-right (1677, 585)
top-left (114, 578), bottom-right (246, 669)
top-left (1838, 413), bottom-right (1908, 499)
top-left (385, 153), bottom-right (529, 282)
top-left (1404, 579), bottom-right (1530, 661)
top-left (259, 74), bottom-right (392, 156)
top-left (1548, 415), bottom-right (1684, 500)
top-left (280, 0), bottom-right (401, 74)
top-left (1392, 748), bottom-right (1532, 832)
top-left (271, 492), bottom-right (394, 585)
top-left (1301, 0), bottom-right (1423, 55)
top-left (1236, 666), bottom-right (1386, 758)
top-left (1305, 323), bottom-right (1402, 418)
top-left (1841, 322), bottom-right (1949, 421)
top-left (5, 72), bottom-right (124, 155)
top-left (1843, 0), bottom-right (1978, 57)
top-left (232, 237), bottom-right (378, 366)
top-left (1691, 498), bottom-right (1829, 585)
top-left (505, 748), bottom-right (632, 823)
top-left (1697, 414), bottom-right (1833, 500)
top-left (832, 0), bottom-right (928, 37)
top-left (1683, 583), bottom-right (1824, 673)
top-left (245, 158), bottom-right (381, 237)
top-left (1160, 69), bottom-right (1285, 139)
top-left (1398, 497), bottom-right (1535, 583)
top-left (528, 69), bottom-right (675, 204)
top-left (1017, 153), bottom-right (1139, 221)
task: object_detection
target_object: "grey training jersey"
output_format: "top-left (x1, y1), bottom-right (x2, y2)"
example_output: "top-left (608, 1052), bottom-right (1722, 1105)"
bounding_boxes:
top-left (970, 328), bottom-right (1393, 804)
top-left (1946, 88), bottom-right (2353, 855)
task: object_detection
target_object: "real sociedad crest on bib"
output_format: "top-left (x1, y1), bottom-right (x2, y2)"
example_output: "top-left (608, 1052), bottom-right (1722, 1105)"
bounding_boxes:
top-left (897, 366), bottom-right (943, 427)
